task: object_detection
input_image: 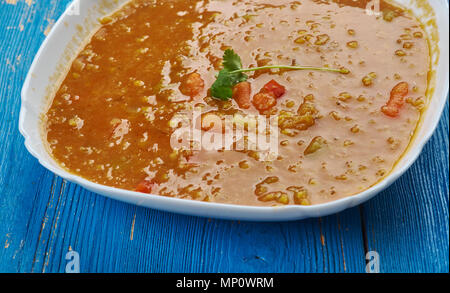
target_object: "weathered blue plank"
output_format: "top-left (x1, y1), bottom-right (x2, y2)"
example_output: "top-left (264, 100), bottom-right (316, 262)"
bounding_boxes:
top-left (0, 0), bottom-right (367, 273)
top-left (0, 0), bottom-right (447, 273)
top-left (362, 101), bottom-right (449, 273)
top-left (0, 0), bottom-right (73, 273)
top-left (8, 184), bottom-right (366, 273)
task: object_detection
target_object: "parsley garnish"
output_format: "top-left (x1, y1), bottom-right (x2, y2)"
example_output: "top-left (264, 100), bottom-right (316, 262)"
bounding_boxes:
top-left (210, 50), bottom-right (248, 100)
top-left (210, 49), bottom-right (348, 100)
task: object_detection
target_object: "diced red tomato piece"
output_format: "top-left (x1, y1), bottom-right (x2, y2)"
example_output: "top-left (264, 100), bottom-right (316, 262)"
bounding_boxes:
top-left (135, 180), bottom-right (154, 194)
top-left (180, 72), bottom-right (204, 97)
top-left (381, 82), bottom-right (409, 117)
top-left (252, 92), bottom-right (277, 113)
top-left (262, 79), bottom-right (286, 98)
top-left (232, 82), bottom-right (251, 109)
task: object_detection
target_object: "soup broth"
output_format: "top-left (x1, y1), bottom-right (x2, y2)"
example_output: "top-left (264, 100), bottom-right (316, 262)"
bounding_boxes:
top-left (45, 0), bottom-right (430, 206)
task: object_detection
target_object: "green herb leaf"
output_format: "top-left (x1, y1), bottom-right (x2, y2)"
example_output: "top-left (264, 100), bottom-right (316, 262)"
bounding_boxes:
top-left (210, 49), bottom-right (249, 100)
top-left (210, 69), bottom-right (234, 100)
top-left (223, 49), bottom-right (243, 72)
top-left (210, 48), bottom-right (348, 101)
top-left (210, 69), bottom-right (248, 100)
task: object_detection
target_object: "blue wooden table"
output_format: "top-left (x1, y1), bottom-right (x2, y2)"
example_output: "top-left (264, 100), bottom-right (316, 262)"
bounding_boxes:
top-left (0, 0), bottom-right (448, 273)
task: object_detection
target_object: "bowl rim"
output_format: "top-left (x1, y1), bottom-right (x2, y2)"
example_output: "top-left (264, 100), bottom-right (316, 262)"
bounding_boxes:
top-left (18, 0), bottom-right (450, 221)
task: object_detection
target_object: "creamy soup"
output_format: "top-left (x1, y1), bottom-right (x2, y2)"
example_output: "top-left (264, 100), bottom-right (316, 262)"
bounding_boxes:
top-left (45, 0), bottom-right (430, 206)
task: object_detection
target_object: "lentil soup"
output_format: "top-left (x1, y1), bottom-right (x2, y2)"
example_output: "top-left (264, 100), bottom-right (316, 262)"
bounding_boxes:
top-left (44, 0), bottom-right (430, 206)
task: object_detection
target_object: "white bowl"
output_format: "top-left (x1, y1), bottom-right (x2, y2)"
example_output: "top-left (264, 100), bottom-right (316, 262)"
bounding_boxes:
top-left (19, 0), bottom-right (449, 221)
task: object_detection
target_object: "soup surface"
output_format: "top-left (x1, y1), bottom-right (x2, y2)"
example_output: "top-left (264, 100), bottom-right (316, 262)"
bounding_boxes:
top-left (45, 0), bottom-right (430, 206)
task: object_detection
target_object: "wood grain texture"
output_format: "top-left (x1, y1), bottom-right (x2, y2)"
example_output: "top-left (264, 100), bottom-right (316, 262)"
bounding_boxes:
top-left (0, 0), bottom-right (447, 273)
top-left (362, 101), bottom-right (449, 273)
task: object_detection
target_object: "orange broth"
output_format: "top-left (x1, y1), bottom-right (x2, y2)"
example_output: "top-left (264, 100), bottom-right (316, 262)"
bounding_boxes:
top-left (45, 0), bottom-right (430, 206)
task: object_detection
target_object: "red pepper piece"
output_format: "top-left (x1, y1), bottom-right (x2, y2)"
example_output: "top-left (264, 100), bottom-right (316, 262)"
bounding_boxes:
top-left (262, 79), bottom-right (286, 98)
top-left (381, 82), bottom-right (409, 117)
top-left (232, 81), bottom-right (252, 109)
top-left (135, 180), bottom-right (154, 194)
top-left (252, 92), bottom-right (277, 112)
top-left (180, 72), bottom-right (205, 97)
